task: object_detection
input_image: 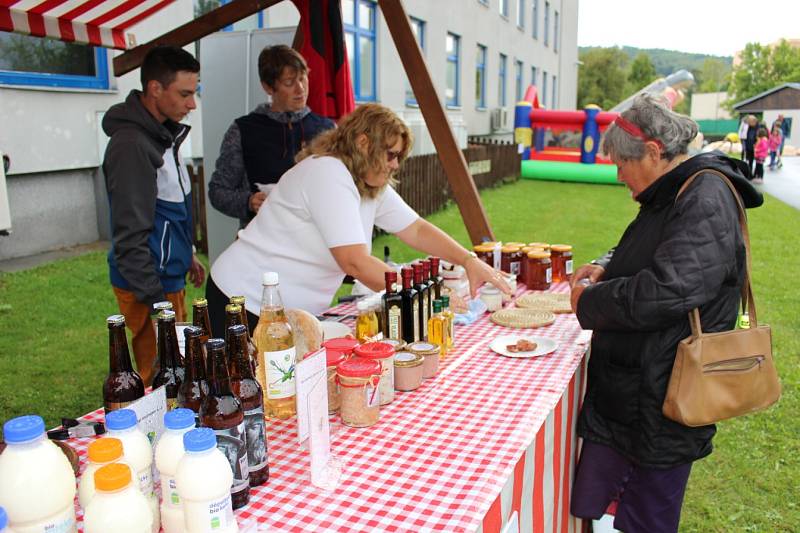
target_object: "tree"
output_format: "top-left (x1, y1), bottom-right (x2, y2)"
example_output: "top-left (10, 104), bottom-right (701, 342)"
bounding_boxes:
top-left (577, 47), bottom-right (629, 110)
top-left (697, 57), bottom-right (731, 93)
top-left (627, 52), bottom-right (657, 93)
top-left (727, 40), bottom-right (800, 108)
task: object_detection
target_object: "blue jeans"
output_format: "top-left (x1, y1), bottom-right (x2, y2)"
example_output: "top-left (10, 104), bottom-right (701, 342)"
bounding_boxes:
top-left (769, 151), bottom-right (778, 168)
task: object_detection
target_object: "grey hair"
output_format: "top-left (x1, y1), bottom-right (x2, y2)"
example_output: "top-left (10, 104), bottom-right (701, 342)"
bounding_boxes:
top-left (601, 93), bottom-right (698, 162)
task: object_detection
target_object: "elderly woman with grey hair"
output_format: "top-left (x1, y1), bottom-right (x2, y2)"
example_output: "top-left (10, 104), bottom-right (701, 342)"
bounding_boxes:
top-left (567, 94), bottom-right (763, 532)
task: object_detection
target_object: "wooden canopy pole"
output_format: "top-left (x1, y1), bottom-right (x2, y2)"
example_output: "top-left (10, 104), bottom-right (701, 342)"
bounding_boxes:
top-left (378, 0), bottom-right (494, 244)
top-left (113, 0), bottom-right (282, 77)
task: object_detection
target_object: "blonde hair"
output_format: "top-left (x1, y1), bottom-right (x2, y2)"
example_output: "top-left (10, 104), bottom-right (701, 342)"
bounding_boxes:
top-left (296, 103), bottom-right (413, 198)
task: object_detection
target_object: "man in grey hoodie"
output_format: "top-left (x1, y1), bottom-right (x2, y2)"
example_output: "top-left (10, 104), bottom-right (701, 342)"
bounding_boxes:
top-left (102, 45), bottom-right (205, 385)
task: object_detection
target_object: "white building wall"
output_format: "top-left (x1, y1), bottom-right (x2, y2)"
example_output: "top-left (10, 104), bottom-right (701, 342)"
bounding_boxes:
top-left (690, 92), bottom-right (732, 120)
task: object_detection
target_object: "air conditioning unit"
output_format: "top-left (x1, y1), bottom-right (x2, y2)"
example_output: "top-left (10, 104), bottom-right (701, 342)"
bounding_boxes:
top-left (490, 108), bottom-right (508, 132)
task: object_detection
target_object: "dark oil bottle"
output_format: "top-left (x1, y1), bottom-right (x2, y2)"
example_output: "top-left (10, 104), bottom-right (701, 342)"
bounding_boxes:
top-left (103, 315), bottom-right (144, 414)
top-left (422, 260), bottom-right (435, 319)
top-left (152, 309), bottom-right (185, 410)
top-left (200, 338), bottom-right (250, 509)
top-left (413, 263), bottom-right (431, 341)
top-left (178, 325), bottom-right (208, 418)
top-left (400, 267), bottom-right (420, 343)
top-left (382, 271), bottom-right (403, 341)
top-left (227, 324), bottom-right (269, 487)
top-left (429, 257), bottom-right (444, 301)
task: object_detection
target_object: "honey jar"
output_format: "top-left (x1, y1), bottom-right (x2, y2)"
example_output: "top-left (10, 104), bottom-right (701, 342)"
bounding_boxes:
top-left (473, 244), bottom-right (495, 267)
top-left (500, 245), bottom-right (524, 281)
top-left (550, 244), bottom-right (573, 283)
top-left (526, 250), bottom-right (552, 290)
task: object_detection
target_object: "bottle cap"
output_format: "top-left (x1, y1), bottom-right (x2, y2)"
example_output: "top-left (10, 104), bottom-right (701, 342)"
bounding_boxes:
top-left (225, 303), bottom-right (242, 314)
top-left (3, 415), bottom-right (45, 443)
top-left (88, 437), bottom-right (124, 463)
top-left (230, 295), bottom-right (246, 305)
top-left (158, 309), bottom-right (176, 321)
top-left (183, 325), bottom-right (203, 339)
top-left (105, 408), bottom-right (137, 431)
top-left (184, 427), bottom-right (217, 452)
top-left (192, 297), bottom-right (208, 307)
top-left (433, 299), bottom-right (443, 313)
top-left (107, 314), bottom-right (126, 326)
top-left (153, 301), bottom-right (174, 311)
top-left (262, 271), bottom-right (279, 285)
top-left (0, 506), bottom-right (7, 529)
top-left (227, 324), bottom-right (247, 338)
top-left (441, 295), bottom-right (450, 305)
top-left (206, 338), bottom-right (225, 352)
top-left (94, 463), bottom-right (132, 492)
top-left (384, 271), bottom-right (397, 283)
top-left (164, 408), bottom-right (195, 430)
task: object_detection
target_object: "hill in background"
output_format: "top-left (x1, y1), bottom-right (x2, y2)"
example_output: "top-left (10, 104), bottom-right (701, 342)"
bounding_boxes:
top-left (579, 45), bottom-right (733, 78)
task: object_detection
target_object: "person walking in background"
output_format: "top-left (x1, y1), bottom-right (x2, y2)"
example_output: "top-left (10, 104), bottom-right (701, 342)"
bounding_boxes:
top-left (738, 114), bottom-right (758, 178)
top-left (208, 45), bottom-right (336, 229)
top-left (102, 46), bottom-right (206, 385)
top-left (768, 123), bottom-right (783, 171)
top-left (753, 127), bottom-right (769, 184)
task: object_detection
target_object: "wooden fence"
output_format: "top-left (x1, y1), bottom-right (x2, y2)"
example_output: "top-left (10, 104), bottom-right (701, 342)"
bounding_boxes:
top-left (187, 139), bottom-right (520, 254)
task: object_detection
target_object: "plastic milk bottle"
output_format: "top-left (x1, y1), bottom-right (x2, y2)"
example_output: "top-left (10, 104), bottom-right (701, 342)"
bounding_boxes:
top-left (155, 408), bottom-right (195, 533)
top-left (83, 463), bottom-right (153, 533)
top-left (78, 437), bottom-right (125, 509)
top-left (104, 409), bottom-right (160, 532)
top-left (0, 415), bottom-right (76, 533)
top-left (176, 428), bottom-right (239, 533)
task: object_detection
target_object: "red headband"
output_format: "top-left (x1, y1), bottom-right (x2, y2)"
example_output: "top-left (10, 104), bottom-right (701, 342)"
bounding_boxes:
top-left (613, 116), bottom-right (664, 149)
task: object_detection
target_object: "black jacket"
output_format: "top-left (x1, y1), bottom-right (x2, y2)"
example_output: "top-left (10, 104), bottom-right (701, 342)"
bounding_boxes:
top-left (576, 152), bottom-right (762, 468)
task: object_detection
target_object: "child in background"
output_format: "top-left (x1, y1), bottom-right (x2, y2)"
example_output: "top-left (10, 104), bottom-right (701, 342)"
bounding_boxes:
top-left (753, 127), bottom-right (769, 183)
top-left (768, 124), bottom-right (782, 170)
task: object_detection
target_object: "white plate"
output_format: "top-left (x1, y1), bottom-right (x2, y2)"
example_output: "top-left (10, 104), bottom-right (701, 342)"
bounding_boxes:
top-left (320, 320), bottom-right (353, 341)
top-left (489, 335), bottom-right (559, 358)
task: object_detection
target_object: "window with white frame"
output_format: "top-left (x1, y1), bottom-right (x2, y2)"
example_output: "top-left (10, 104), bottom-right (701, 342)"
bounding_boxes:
top-left (446, 32), bottom-right (461, 107)
top-left (544, 1), bottom-right (550, 46)
top-left (516, 0), bottom-right (525, 28)
top-left (552, 74), bottom-right (557, 108)
top-left (499, 0), bottom-right (509, 18)
top-left (542, 70), bottom-right (548, 107)
top-left (532, 0), bottom-right (539, 39)
top-left (219, 0), bottom-right (267, 31)
top-left (0, 33), bottom-right (109, 89)
top-left (343, 0), bottom-right (377, 102)
top-left (475, 44), bottom-right (487, 109)
top-left (498, 53), bottom-right (507, 107)
top-left (554, 10), bottom-right (559, 52)
top-left (514, 59), bottom-right (523, 101)
top-left (531, 65), bottom-right (538, 90)
top-left (405, 16), bottom-right (425, 105)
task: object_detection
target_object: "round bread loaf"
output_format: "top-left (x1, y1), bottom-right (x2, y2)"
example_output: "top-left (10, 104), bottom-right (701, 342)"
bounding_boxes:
top-left (285, 308), bottom-right (323, 359)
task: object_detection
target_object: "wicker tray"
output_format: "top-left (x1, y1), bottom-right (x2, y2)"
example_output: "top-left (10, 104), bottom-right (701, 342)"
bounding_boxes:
top-left (490, 309), bottom-right (556, 329)
top-left (515, 293), bottom-right (573, 314)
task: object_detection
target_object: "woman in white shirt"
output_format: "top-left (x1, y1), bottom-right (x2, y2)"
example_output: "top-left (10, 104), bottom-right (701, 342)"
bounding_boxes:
top-left (207, 103), bottom-right (508, 334)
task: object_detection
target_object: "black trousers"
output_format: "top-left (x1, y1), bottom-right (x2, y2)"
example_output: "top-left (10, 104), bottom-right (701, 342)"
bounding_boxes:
top-left (744, 146), bottom-right (755, 178)
top-left (205, 275), bottom-right (259, 340)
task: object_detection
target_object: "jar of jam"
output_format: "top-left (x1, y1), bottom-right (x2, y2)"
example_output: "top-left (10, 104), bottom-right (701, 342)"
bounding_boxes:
top-left (550, 244), bottom-right (574, 283)
top-left (526, 250), bottom-right (552, 290)
top-left (528, 242), bottom-right (550, 251)
top-left (322, 337), bottom-right (359, 359)
top-left (473, 244), bottom-right (494, 267)
top-left (500, 245), bottom-right (524, 281)
top-left (336, 358), bottom-right (382, 427)
top-left (326, 349), bottom-right (346, 414)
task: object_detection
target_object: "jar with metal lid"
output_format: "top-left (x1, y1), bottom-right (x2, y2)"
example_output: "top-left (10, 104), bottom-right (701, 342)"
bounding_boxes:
top-left (480, 285), bottom-right (503, 312)
top-left (326, 349), bottom-right (346, 414)
top-left (407, 341), bottom-right (440, 379)
top-left (528, 242), bottom-right (550, 251)
top-left (381, 338), bottom-right (406, 353)
top-left (550, 244), bottom-right (574, 283)
top-left (322, 337), bottom-right (359, 358)
top-left (336, 358), bottom-right (382, 427)
top-left (520, 246), bottom-right (543, 284)
top-left (353, 342), bottom-right (396, 405)
top-left (394, 351), bottom-right (424, 391)
top-left (473, 244), bottom-right (495, 267)
top-left (500, 245), bottom-right (524, 281)
top-left (526, 250), bottom-right (552, 290)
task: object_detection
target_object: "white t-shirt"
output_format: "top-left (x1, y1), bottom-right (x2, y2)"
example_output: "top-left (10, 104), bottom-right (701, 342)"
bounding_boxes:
top-left (211, 156), bottom-right (419, 315)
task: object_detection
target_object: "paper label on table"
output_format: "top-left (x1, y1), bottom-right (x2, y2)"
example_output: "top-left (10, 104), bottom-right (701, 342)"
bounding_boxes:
top-left (129, 385), bottom-right (167, 447)
top-left (295, 348), bottom-right (327, 444)
top-left (308, 367), bottom-right (334, 489)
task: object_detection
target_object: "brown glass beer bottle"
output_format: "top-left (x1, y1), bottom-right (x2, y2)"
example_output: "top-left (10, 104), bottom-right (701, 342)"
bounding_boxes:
top-left (103, 315), bottom-right (145, 414)
top-left (152, 309), bottom-right (185, 410)
top-left (178, 325), bottom-right (208, 418)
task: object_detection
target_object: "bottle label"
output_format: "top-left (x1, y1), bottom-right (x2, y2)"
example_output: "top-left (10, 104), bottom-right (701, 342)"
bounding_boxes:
top-left (244, 405), bottom-right (269, 472)
top-left (195, 492), bottom-right (235, 531)
top-left (566, 259), bottom-right (574, 275)
top-left (546, 267), bottom-right (552, 283)
top-left (264, 347), bottom-right (297, 399)
top-left (139, 467), bottom-right (154, 496)
top-left (12, 507), bottom-right (75, 533)
top-left (388, 307), bottom-right (401, 340)
top-left (166, 397), bottom-right (179, 411)
top-left (413, 304), bottom-right (420, 341)
top-left (213, 422), bottom-right (250, 493)
top-left (164, 475), bottom-right (180, 507)
top-left (510, 261), bottom-right (520, 276)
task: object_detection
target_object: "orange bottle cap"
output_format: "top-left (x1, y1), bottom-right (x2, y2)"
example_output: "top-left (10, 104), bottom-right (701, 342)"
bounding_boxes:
top-left (94, 462), bottom-right (132, 492)
top-left (88, 437), bottom-right (124, 464)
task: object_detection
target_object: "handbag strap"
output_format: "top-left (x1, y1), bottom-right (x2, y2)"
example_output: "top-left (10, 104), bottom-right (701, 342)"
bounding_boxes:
top-left (676, 168), bottom-right (757, 334)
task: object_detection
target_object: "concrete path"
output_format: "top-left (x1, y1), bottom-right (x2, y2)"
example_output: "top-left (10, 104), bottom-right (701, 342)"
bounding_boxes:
top-left (0, 240), bottom-right (109, 273)
top-left (757, 156), bottom-right (800, 211)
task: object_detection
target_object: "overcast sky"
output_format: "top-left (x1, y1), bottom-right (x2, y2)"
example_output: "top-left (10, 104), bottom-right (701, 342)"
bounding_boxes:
top-left (578, 0), bottom-right (800, 57)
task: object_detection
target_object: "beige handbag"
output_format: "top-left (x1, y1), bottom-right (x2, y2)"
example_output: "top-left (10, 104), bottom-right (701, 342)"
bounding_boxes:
top-left (661, 170), bottom-right (781, 427)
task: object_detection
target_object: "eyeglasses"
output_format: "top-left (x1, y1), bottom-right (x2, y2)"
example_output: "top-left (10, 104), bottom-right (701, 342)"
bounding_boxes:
top-left (386, 150), bottom-right (403, 162)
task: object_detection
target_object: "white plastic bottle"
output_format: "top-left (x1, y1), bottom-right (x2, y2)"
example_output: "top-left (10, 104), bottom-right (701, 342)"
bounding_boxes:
top-left (0, 415), bottom-right (76, 533)
top-left (78, 437), bottom-right (125, 509)
top-left (155, 408), bottom-right (195, 533)
top-left (84, 463), bottom-right (153, 533)
top-left (177, 428), bottom-right (239, 533)
top-left (104, 409), bottom-right (160, 532)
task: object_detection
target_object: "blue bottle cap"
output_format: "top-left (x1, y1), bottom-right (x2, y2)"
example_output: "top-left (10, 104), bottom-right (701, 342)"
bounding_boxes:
top-left (0, 505), bottom-right (7, 529)
top-left (105, 409), bottom-right (137, 431)
top-left (183, 427), bottom-right (216, 452)
top-left (164, 408), bottom-right (195, 430)
top-left (3, 415), bottom-right (45, 443)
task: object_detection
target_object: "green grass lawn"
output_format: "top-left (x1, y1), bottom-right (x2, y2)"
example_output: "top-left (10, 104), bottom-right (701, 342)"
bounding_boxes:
top-left (1, 178), bottom-right (797, 531)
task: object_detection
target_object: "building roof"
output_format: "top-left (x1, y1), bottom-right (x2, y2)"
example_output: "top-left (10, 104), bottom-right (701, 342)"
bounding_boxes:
top-left (733, 83), bottom-right (800, 110)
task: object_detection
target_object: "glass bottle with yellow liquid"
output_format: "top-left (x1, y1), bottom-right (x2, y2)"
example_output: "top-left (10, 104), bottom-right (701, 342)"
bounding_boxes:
top-left (252, 272), bottom-right (297, 419)
top-left (441, 294), bottom-right (455, 350)
top-left (427, 299), bottom-right (449, 360)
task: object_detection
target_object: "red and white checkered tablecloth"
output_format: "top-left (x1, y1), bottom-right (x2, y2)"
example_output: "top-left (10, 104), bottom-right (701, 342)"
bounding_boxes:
top-left (70, 282), bottom-right (590, 532)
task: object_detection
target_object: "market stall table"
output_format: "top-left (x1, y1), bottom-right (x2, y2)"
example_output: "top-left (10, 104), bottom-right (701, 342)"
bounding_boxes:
top-left (68, 282), bottom-right (589, 532)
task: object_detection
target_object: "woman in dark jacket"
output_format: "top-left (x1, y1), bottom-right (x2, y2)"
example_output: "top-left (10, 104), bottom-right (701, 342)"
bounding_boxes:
top-left (568, 94), bottom-right (762, 532)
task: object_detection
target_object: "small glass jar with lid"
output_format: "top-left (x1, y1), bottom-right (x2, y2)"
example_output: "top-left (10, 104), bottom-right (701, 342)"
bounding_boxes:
top-left (407, 341), bottom-right (440, 379)
top-left (394, 351), bottom-right (424, 391)
top-left (500, 245), bottom-right (524, 281)
top-left (550, 244), bottom-right (574, 283)
top-left (480, 285), bottom-right (503, 312)
top-left (353, 342), bottom-right (396, 405)
top-left (322, 337), bottom-right (360, 359)
top-left (326, 349), bottom-right (346, 414)
top-left (528, 242), bottom-right (551, 251)
top-left (473, 244), bottom-right (495, 267)
top-left (336, 358), bottom-right (382, 427)
top-left (526, 250), bottom-right (552, 290)
top-left (381, 338), bottom-right (406, 354)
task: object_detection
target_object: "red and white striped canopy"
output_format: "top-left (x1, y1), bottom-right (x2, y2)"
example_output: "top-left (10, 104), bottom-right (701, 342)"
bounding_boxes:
top-left (0, 0), bottom-right (176, 50)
